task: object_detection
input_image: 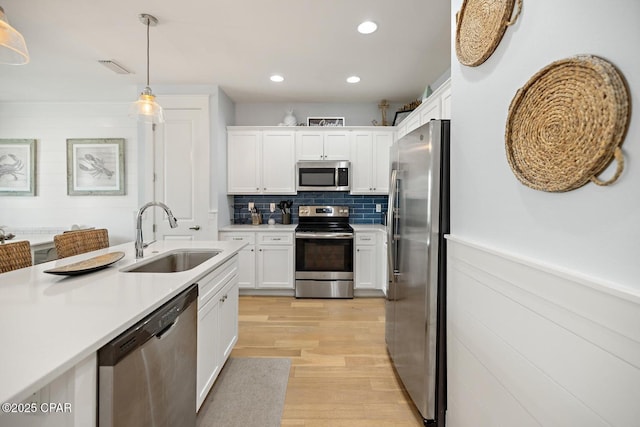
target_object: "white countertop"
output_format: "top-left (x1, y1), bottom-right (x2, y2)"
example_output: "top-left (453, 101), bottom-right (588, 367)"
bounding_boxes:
top-left (0, 239), bottom-right (245, 404)
top-left (219, 224), bottom-right (297, 232)
top-left (351, 224), bottom-right (386, 232)
top-left (219, 224), bottom-right (385, 232)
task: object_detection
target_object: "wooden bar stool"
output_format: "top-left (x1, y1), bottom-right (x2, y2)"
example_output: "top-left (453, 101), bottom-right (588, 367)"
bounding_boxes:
top-left (54, 229), bottom-right (109, 259)
top-left (0, 240), bottom-right (33, 273)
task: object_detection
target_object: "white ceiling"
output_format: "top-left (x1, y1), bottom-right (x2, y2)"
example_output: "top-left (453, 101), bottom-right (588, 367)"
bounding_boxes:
top-left (0, 0), bottom-right (451, 104)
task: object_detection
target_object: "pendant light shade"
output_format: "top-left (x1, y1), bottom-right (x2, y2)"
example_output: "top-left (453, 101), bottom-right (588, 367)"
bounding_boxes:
top-left (129, 13), bottom-right (164, 124)
top-left (0, 6), bottom-right (29, 65)
top-left (129, 86), bottom-right (164, 123)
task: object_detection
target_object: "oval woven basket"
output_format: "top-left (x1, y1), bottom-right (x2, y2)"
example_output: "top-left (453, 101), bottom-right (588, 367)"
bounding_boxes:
top-left (455, 0), bottom-right (522, 67)
top-left (505, 55), bottom-right (630, 192)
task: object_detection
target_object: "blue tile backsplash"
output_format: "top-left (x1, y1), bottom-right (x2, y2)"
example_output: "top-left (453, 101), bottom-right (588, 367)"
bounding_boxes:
top-left (232, 192), bottom-right (388, 225)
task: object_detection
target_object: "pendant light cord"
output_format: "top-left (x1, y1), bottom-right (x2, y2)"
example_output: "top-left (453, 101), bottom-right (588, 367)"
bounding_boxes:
top-left (146, 17), bottom-right (150, 87)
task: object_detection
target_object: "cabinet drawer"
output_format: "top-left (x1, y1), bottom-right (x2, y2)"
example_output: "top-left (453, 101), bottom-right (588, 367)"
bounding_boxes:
top-left (256, 232), bottom-right (293, 245)
top-left (198, 255), bottom-right (238, 305)
top-left (356, 232), bottom-right (377, 245)
top-left (219, 232), bottom-right (256, 244)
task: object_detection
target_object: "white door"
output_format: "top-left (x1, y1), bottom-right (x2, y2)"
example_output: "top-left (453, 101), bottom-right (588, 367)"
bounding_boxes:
top-left (153, 96), bottom-right (212, 240)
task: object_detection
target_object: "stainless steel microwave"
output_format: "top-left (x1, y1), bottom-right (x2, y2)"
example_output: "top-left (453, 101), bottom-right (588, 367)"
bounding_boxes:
top-left (296, 160), bottom-right (350, 192)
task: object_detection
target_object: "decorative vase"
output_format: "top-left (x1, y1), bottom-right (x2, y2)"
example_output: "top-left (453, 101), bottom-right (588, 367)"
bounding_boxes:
top-left (283, 109), bottom-right (297, 126)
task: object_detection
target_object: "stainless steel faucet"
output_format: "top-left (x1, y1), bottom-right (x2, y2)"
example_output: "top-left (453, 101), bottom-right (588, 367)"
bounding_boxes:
top-left (135, 201), bottom-right (178, 258)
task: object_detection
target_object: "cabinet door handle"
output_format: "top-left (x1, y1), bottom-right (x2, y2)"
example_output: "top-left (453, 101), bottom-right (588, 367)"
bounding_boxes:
top-left (189, 225), bottom-right (201, 230)
top-left (271, 237), bottom-right (281, 241)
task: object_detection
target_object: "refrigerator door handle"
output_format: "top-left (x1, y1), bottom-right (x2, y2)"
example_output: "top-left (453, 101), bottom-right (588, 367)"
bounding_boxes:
top-left (387, 169), bottom-right (399, 289)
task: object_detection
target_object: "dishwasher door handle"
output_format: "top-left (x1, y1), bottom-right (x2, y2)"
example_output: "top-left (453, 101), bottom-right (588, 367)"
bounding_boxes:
top-left (155, 317), bottom-right (179, 339)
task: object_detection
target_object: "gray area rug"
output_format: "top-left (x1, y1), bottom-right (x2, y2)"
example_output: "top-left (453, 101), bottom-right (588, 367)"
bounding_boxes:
top-left (197, 357), bottom-right (291, 427)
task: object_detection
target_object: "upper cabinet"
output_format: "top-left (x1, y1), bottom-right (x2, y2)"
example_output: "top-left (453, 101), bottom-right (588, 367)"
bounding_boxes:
top-left (296, 129), bottom-right (350, 161)
top-left (227, 129), bottom-right (296, 194)
top-left (227, 126), bottom-right (395, 196)
top-left (397, 78), bottom-right (451, 139)
top-left (350, 130), bottom-right (394, 194)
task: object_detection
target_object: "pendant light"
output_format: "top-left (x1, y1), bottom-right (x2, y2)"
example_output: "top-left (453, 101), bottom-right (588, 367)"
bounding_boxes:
top-left (129, 13), bottom-right (164, 124)
top-left (0, 6), bottom-right (29, 65)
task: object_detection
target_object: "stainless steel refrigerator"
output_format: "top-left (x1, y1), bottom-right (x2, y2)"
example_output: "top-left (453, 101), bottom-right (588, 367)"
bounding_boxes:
top-left (386, 119), bottom-right (449, 426)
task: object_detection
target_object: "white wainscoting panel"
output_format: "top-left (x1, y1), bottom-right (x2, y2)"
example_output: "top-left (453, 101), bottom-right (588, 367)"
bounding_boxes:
top-left (446, 236), bottom-right (640, 427)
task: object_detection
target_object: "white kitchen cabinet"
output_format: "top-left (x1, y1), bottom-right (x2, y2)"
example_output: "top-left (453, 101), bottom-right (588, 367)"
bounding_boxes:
top-left (354, 231), bottom-right (380, 290)
top-left (353, 229), bottom-right (387, 293)
top-left (219, 233), bottom-right (256, 289)
top-left (296, 129), bottom-right (350, 161)
top-left (256, 232), bottom-right (294, 289)
top-left (419, 98), bottom-right (441, 124)
top-left (197, 255), bottom-right (239, 410)
top-left (227, 129), bottom-right (296, 194)
top-left (219, 230), bottom-right (294, 290)
top-left (262, 130), bottom-right (296, 193)
top-left (397, 78), bottom-right (451, 139)
top-left (350, 130), bottom-right (394, 194)
top-left (440, 83), bottom-right (452, 120)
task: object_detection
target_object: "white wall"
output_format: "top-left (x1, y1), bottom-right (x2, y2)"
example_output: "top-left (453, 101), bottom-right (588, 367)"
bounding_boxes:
top-left (448, 0), bottom-right (640, 425)
top-left (450, 0), bottom-right (640, 289)
top-left (235, 101), bottom-right (406, 126)
top-left (0, 103), bottom-right (139, 244)
top-left (214, 89), bottom-right (235, 228)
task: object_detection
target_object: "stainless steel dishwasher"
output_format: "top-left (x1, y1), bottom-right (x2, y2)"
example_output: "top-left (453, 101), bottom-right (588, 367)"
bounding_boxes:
top-left (98, 284), bottom-right (198, 427)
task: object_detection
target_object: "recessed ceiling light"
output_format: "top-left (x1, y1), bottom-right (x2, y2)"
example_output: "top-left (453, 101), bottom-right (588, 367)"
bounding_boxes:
top-left (357, 21), bottom-right (377, 34)
top-left (346, 76), bottom-right (361, 83)
top-left (270, 74), bottom-right (284, 82)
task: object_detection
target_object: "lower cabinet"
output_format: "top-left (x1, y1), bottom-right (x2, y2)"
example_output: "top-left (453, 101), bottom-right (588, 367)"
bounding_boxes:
top-left (197, 255), bottom-right (239, 410)
top-left (219, 231), bottom-right (294, 290)
top-left (354, 230), bottom-right (386, 292)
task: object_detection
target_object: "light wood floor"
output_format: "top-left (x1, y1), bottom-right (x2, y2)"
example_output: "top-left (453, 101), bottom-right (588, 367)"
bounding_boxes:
top-left (230, 296), bottom-right (424, 427)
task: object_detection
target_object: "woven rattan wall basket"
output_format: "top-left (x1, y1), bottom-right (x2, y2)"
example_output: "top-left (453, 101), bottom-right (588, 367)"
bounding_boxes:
top-left (456, 0), bottom-right (522, 67)
top-left (505, 55), bottom-right (630, 192)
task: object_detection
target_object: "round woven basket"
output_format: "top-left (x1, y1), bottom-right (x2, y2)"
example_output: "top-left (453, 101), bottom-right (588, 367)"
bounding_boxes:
top-left (505, 55), bottom-right (629, 192)
top-left (455, 0), bottom-right (522, 67)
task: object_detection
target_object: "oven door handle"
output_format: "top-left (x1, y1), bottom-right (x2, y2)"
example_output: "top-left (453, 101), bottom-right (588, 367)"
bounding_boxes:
top-left (295, 232), bottom-right (354, 239)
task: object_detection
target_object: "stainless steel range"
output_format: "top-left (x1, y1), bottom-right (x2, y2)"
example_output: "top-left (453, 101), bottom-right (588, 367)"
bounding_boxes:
top-left (295, 205), bottom-right (354, 298)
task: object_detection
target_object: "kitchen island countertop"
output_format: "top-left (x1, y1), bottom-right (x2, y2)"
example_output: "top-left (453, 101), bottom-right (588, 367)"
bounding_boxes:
top-left (0, 239), bottom-right (245, 404)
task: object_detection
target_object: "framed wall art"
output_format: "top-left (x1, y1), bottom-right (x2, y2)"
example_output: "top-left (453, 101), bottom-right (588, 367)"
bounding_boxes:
top-left (393, 110), bottom-right (414, 126)
top-left (67, 138), bottom-right (125, 196)
top-left (307, 117), bottom-right (345, 127)
top-left (0, 139), bottom-right (36, 196)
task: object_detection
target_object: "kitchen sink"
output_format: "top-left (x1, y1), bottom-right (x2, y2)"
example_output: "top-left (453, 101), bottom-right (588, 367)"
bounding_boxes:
top-left (122, 249), bottom-right (220, 273)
